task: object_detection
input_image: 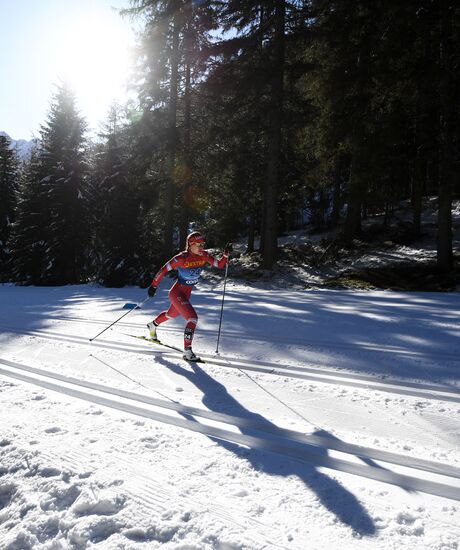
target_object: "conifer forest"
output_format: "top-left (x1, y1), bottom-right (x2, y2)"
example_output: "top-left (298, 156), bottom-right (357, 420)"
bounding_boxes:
top-left (0, 1), bottom-right (459, 287)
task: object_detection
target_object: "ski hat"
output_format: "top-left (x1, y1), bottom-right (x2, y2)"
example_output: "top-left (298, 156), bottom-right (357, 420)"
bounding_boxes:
top-left (186, 232), bottom-right (205, 248)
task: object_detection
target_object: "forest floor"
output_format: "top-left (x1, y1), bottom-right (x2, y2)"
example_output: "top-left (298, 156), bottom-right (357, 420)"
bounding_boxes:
top-left (219, 197), bottom-right (460, 292)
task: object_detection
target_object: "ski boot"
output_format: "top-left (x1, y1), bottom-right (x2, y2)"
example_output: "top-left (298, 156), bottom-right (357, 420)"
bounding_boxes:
top-left (183, 348), bottom-right (200, 362)
top-left (146, 321), bottom-right (158, 340)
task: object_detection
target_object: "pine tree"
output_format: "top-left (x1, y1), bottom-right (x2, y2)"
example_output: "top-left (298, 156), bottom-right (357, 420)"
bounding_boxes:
top-left (302, 1), bottom-right (414, 238)
top-left (89, 106), bottom-right (140, 286)
top-left (437, 1), bottom-right (456, 272)
top-left (204, 1), bottom-right (309, 265)
top-left (193, 58), bottom-right (268, 249)
top-left (124, 0), bottom-right (218, 258)
top-left (125, 1), bottom-right (186, 258)
top-left (0, 134), bottom-right (19, 280)
top-left (262, 0), bottom-right (286, 268)
top-left (39, 84), bottom-right (89, 284)
top-left (9, 146), bottom-right (49, 284)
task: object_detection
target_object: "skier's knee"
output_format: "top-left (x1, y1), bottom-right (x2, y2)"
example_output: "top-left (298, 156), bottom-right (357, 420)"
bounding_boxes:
top-left (165, 311), bottom-right (178, 319)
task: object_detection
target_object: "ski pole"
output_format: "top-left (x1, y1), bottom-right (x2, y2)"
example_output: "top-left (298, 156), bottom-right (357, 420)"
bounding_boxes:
top-left (89, 297), bottom-right (150, 342)
top-left (215, 261), bottom-right (229, 354)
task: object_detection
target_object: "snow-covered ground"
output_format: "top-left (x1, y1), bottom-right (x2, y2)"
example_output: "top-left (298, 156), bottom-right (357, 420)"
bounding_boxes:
top-left (240, 198), bottom-right (460, 290)
top-left (0, 282), bottom-right (459, 549)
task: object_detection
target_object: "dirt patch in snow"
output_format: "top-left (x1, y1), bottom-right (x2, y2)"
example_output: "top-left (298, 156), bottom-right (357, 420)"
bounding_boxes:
top-left (325, 261), bottom-right (459, 291)
top-left (207, 198), bottom-right (460, 292)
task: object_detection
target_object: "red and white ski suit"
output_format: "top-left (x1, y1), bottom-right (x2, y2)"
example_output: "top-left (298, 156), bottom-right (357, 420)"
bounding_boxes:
top-left (151, 250), bottom-right (228, 349)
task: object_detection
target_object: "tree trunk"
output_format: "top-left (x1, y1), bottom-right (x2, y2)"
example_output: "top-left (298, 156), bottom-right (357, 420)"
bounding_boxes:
top-left (247, 211), bottom-right (255, 253)
top-left (412, 152), bottom-right (423, 237)
top-left (164, 5), bottom-right (180, 258)
top-left (330, 170), bottom-right (342, 227)
top-left (259, 207), bottom-right (265, 255)
top-left (412, 4), bottom-right (433, 238)
top-left (261, 0), bottom-right (285, 269)
top-left (412, 96), bottom-right (425, 238)
top-left (344, 160), bottom-right (362, 241)
top-left (437, 2), bottom-right (454, 272)
top-left (384, 200), bottom-right (390, 228)
top-left (179, 0), bottom-right (193, 249)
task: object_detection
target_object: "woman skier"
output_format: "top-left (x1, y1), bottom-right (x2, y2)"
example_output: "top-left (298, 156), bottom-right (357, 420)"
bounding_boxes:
top-left (146, 231), bottom-right (229, 361)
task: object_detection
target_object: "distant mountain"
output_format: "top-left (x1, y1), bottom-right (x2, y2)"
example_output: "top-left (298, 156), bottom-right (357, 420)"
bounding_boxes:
top-left (0, 131), bottom-right (36, 161)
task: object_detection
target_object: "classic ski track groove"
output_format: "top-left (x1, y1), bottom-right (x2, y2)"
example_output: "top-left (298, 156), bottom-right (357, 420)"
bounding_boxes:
top-left (2, 325), bottom-right (459, 402)
top-left (1, 356), bottom-right (457, 478)
top-left (4, 315), bottom-right (460, 362)
top-left (1, 357), bottom-right (459, 502)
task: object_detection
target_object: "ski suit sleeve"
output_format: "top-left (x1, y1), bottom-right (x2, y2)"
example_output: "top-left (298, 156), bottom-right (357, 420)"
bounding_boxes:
top-left (202, 251), bottom-right (229, 269)
top-left (151, 254), bottom-right (184, 287)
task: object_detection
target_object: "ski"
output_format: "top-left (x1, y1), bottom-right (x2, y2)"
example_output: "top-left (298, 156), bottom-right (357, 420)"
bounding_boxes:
top-left (124, 334), bottom-right (206, 363)
top-left (132, 334), bottom-right (182, 352)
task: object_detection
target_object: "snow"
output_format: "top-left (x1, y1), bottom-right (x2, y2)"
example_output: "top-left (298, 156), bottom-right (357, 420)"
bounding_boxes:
top-left (0, 131), bottom-right (35, 161)
top-left (0, 282), bottom-right (459, 549)
top-left (241, 198), bottom-right (460, 291)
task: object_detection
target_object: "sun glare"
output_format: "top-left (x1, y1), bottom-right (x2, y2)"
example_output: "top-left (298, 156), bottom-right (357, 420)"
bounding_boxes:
top-left (54, 10), bottom-right (134, 132)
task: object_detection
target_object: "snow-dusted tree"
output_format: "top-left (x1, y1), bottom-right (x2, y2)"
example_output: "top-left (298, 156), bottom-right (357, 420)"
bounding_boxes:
top-left (89, 106), bottom-right (140, 286)
top-left (39, 84), bottom-right (89, 284)
top-left (11, 84), bottom-right (89, 285)
top-left (9, 145), bottom-right (49, 284)
top-left (0, 134), bottom-right (19, 279)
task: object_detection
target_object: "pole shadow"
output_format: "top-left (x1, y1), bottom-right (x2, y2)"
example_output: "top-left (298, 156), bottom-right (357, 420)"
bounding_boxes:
top-left (157, 356), bottom-right (377, 537)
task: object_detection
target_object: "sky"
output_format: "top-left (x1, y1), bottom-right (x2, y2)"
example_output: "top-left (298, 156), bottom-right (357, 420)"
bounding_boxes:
top-left (0, 0), bottom-right (137, 141)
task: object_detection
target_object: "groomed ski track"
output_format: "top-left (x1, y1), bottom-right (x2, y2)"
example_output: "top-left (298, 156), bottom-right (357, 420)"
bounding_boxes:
top-left (5, 311), bottom-right (460, 362)
top-left (1, 356), bottom-right (459, 502)
top-left (1, 324), bottom-right (459, 403)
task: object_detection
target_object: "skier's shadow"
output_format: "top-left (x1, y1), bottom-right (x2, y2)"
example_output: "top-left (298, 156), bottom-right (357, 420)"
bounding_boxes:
top-left (159, 357), bottom-right (376, 537)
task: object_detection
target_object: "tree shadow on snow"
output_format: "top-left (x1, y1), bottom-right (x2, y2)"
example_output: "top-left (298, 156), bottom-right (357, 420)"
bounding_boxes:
top-left (196, 289), bottom-right (460, 389)
top-left (159, 357), bottom-right (377, 537)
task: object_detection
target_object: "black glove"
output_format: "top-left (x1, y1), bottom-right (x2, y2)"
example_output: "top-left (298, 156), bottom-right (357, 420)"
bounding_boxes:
top-left (148, 285), bottom-right (157, 298)
top-left (224, 242), bottom-right (233, 255)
